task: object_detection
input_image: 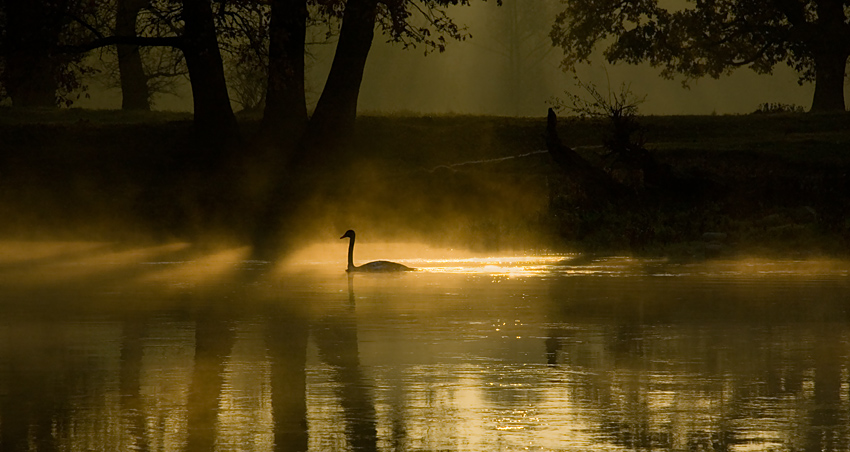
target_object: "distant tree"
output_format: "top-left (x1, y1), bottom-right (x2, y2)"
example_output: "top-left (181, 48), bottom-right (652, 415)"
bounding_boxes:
top-left (550, 0), bottom-right (850, 112)
top-left (87, 0), bottom-right (188, 110)
top-left (479, 0), bottom-right (557, 115)
top-left (116, 0), bottom-right (151, 110)
top-left (62, 0), bottom-right (240, 147)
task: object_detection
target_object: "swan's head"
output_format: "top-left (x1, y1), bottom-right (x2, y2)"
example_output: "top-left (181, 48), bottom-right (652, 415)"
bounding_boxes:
top-left (340, 230), bottom-right (356, 240)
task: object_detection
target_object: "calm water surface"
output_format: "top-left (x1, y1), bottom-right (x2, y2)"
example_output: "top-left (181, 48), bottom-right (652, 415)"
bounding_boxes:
top-left (0, 242), bottom-right (849, 451)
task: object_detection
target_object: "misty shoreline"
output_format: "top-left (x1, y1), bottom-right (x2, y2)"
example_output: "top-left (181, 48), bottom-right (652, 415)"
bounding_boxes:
top-left (0, 108), bottom-right (848, 259)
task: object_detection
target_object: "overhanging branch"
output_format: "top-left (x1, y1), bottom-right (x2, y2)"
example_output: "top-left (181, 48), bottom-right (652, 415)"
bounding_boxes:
top-left (57, 36), bottom-right (185, 54)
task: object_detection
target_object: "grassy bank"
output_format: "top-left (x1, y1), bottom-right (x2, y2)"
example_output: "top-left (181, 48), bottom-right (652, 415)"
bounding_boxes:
top-left (0, 108), bottom-right (848, 257)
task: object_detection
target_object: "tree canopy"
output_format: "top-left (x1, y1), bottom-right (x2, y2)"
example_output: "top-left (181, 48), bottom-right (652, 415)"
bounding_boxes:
top-left (550, 0), bottom-right (850, 112)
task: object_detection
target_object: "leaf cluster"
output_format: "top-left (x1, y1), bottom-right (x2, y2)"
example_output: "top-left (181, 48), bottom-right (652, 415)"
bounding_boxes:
top-left (550, 0), bottom-right (849, 85)
top-left (378, 0), bottom-right (501, 54)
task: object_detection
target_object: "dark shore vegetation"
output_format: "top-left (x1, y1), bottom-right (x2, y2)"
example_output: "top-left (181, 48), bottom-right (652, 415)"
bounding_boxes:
top-left (1, 107), bottom-right (849, 258)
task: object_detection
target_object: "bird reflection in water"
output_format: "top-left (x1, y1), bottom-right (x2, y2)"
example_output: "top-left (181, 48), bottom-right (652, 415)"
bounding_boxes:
top-left (312, 271), bottom-right (378, 450)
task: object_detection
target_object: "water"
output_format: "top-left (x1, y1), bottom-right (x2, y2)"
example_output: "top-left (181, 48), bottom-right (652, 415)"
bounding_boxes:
top-left (0, 242), bottom-right (849, 451)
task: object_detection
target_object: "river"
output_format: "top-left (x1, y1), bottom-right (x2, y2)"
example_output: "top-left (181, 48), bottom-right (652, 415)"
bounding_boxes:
top-left (0, 241), bottom-right (848, 451)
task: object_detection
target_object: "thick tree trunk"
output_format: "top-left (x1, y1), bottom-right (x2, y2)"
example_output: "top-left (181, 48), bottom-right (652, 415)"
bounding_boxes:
top-left (258, 0), bottom-right (308, 148)
top-left (116, 0), bottom-right (151, 110)
top-left (303, 0), bottom-right (379, 158)
top-left (810, 51), bottom-right (848, 112)
top-left (1, 0), bottom-right (62, 107)
top-left (248, 0), bottom-right (377, 261)
top-left (181, 0), bottom-right (241, 149)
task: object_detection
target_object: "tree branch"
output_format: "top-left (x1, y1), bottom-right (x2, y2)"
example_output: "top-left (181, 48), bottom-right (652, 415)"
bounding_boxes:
top-left (57, 36), bottom-right (185, 54)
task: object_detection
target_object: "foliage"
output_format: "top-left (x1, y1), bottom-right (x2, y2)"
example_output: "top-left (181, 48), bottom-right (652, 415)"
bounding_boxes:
top-left (0, 0), bottom-right (102, 106)
top-left (549, 0), bottom-right (850, 108)
top-left (378, 0), bottom-right (501, 54)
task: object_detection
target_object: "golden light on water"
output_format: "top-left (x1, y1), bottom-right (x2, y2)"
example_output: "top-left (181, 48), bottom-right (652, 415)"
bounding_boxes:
top-left (1, 241), bottom-right (849, 284)
top-left (0, 239), bottom-right (848, 452)
top-left (134, 246), bottom-right (252, 286)
top-left (284, 239), bottom-right (850, 279)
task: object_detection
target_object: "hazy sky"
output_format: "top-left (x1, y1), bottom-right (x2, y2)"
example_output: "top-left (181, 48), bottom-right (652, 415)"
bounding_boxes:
top-left (79, 1), bottom-right (841, 116)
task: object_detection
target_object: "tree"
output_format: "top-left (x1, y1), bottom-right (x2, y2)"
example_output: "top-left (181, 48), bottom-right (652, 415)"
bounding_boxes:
top-left (116, 0), bottom-right (151, 110)
top-left (60, 0), bottom-right (240, 146)
top-left (258, 0), bottom-right (308, 147)
top-left (479, 0), bottom-right (557, 115)
top-left (303, 0), bottom-right (379, 155)
top-left (249, 0), bottom-right (500, 259)
top-left (0, 0), bottom-right (95, 107)
top-left (181, 0), bottom-right (241, 148)
top-left (550, 0), bottom-right (850, 112)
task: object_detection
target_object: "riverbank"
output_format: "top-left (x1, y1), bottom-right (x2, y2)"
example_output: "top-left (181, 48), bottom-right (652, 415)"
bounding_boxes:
top-left (0, 108), bottom-right (848, 257)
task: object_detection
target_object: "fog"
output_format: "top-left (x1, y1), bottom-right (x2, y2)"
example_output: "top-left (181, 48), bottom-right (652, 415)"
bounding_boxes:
top-left (75, 1), bottom-right (834, 116)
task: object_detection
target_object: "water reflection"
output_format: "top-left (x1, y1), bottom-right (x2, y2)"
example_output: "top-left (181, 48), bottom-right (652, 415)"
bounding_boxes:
top-left (0, 244), bottom-right (849, 451)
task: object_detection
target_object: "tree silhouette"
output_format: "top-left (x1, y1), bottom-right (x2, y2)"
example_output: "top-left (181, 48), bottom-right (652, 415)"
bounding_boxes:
top-left (550, 0), bottom-right (850, 112)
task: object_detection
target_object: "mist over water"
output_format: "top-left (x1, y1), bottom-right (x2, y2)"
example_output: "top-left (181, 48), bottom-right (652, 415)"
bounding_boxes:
top-left (1, 241), bottom-right (849, 451)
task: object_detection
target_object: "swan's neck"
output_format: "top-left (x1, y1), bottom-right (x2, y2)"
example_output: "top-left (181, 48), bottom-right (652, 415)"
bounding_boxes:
top-left (347, 236), bottom-right (356, 271)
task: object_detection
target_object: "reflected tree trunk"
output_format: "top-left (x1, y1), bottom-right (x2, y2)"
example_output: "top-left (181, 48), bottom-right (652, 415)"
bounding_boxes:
top-left (120, 318), bottom-right (148, 451)
top-left (313, 290), bottom-right (378, 451)
top-left (267, 303), bottom-right (310, 452)
top-left (186, 315), bottom-right (235, 451)
top-left (0, 365), bottom-right (31, 450)
top-left (0, 322), bottom-right (69, 451)
top-left (115, 0), bottom-right (151, 111)
top-left (805, 326), bottom-right (844, 452)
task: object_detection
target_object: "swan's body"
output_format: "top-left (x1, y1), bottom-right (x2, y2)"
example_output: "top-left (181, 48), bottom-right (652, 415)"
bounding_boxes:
top-left (341, 230), bottom-right (414, 273)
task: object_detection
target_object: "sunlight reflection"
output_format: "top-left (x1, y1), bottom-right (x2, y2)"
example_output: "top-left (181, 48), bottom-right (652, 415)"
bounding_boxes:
top-left (0, 240), bottom-right (110, 264)
top-left (0, 241), bottom-right (192, 285)
top-left (135, 246), bottom-right (252, 286)
top-left (286, 238), bottom-right (850, 279)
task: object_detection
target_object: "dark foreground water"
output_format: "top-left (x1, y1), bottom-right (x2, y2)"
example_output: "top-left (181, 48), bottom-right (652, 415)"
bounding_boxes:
top-left (1, 242), bottom-right (849, 451)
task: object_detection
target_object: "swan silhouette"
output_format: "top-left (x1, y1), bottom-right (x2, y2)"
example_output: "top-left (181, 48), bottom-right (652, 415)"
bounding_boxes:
top-left (340, 230), bottom-right (414, 272)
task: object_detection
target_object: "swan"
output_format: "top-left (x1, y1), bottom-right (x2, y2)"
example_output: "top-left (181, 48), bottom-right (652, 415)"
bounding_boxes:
top-left (340, 230), bottom-right (414, 272)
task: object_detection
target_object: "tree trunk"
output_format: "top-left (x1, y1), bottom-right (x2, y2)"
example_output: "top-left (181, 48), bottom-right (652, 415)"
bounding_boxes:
top-left (258, 0), bottom-right (308, 148)
top-left (810, 51), bottom-right (848, 112)
top-left (249, 0), bottom-right (378, 261)
top-left (1, 0), bottom-right (62, 107)
top-left (181, 0), bottom-right (241, 149)
top-left (303, 0), bottom-right (379, 159)
top-left (116, 0), bottom-right (151, 110)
